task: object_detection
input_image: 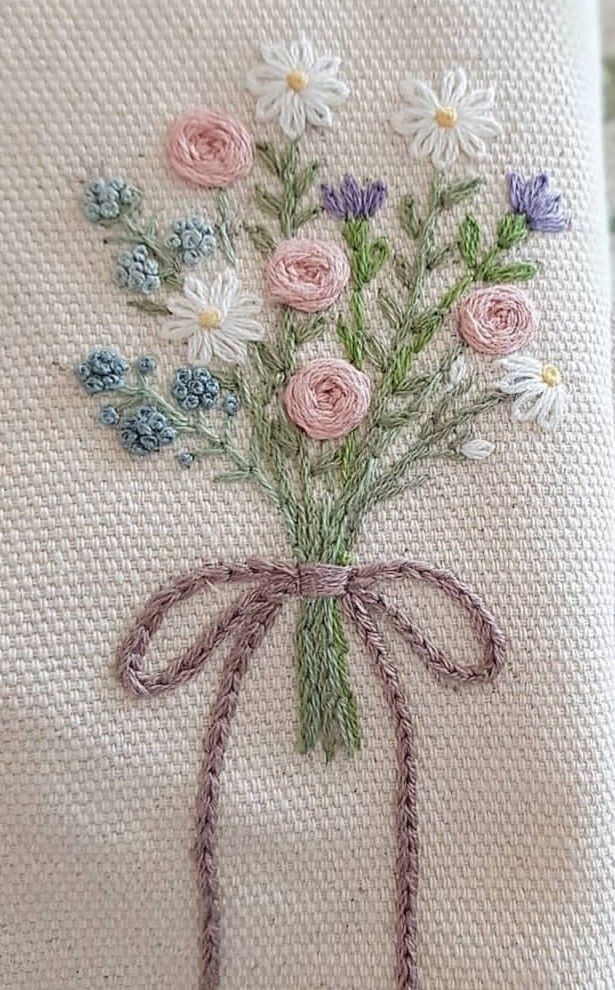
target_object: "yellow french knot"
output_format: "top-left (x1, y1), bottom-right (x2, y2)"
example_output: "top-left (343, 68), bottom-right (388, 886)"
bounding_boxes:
top-left (286, 70), bottom-right (309, 93)
top-left (198, 307), bottom-right (222, 330)
top-left (435, 106), bottom-right (458, 128)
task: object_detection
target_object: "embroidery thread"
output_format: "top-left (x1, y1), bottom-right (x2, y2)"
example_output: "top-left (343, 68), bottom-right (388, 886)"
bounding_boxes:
top-left (77, 42), bottom-right (569, 990)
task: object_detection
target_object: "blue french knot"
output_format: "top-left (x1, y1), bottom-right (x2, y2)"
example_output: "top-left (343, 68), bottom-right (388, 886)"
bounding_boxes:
top-left (99, 405), bottom-right (120, 426)
top-left (172, 366), bottom-right (220, 411)
top-left (222, 394), bottom-right (241, 417)
top-left (116, 245), bottom-right (161, 295)
top-left (178, 451), bottom-right (195, 468)
top-left (84, 178), bottom-right (139, 223)
top-left (77, 349), bottom-right (128, 394)
top-left (166, 217), bottom-right (215, 266)
top-left (119, 406), bottom-right (177, 456)
top-left (136, 355), bottom-right (156, 375)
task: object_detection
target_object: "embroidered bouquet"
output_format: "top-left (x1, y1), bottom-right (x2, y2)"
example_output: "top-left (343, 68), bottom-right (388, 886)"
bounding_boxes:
top-left (76, 39), bottom-right (569, 990)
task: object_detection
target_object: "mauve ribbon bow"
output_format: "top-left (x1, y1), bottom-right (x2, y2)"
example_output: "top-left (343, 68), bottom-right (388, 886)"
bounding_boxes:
top-left (118, 557), bottom-right (505, 990)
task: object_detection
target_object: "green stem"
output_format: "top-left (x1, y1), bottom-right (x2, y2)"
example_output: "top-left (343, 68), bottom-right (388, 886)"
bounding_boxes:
top-left (121, 216), bottom-right (179, 273)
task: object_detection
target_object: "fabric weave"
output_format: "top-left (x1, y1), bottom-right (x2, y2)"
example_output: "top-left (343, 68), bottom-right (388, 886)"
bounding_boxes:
top-left (1, 1), bottom-right (614, 988)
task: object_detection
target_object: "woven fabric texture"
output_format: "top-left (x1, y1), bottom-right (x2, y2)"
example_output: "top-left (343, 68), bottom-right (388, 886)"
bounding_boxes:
top-left (1, 0), bottom-right (614, 987)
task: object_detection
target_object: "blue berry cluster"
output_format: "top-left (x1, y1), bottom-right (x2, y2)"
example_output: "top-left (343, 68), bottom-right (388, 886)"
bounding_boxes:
top-left (118, 406), bottom-right (177, 456)
top-left (166, 217), bottom-right (215, 266)
top-left (171, 367), bottom-right (220, 410)
top-left (116, 245), bottom-right (161, 295)
top-left (84, 178), bottom-right (139, 222)
top-left (77, 349), bottom-right (128, 394)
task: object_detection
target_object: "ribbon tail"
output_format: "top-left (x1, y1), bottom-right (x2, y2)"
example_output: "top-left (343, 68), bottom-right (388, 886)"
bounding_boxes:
top-left (343, 592), bottom-right (420, 990)
top-left (196, 590), bottom-right (285, 990)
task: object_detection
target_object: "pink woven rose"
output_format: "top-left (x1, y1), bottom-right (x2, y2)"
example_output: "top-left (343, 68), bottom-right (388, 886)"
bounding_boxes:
top-left (457, 286), bottom-right (537, 355)
top-left (167, 110), bottom-right (253, 188)
top-left (285, 358), bottom-right (371, 440)
top-left (265, 239), bottom-right (350, 313)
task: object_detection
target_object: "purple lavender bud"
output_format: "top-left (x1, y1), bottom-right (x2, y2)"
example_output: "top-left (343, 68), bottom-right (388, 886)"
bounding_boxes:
top-left (321, 175), bottom-right (388, 221)
top-left (363, 180), bottom-right (388, 219)
top-left (340, 174), bottom-right (364, 219)
top-left (508, 171), bottom-right (568, 233)
top-left (320, 184), bottom-right (347, 219)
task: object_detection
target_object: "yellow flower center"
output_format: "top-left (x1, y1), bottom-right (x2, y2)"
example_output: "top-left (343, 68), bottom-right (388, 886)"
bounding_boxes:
top-left (198, 306), bottom-right (222, 330)
top-left (541, 364), bottom-right (562, 388)
top-left (286, 69), bottom-right (309, 93)
top-left (435, 105), bottom-right (458, 128)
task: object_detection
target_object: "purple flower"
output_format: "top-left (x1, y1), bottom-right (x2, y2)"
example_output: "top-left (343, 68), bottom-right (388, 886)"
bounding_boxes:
top-left (321, 175), bottom-right (388, 221)
top-left (508, 172), bottom-right (568, 233)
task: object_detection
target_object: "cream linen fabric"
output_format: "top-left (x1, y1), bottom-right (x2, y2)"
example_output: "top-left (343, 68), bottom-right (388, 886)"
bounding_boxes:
top-left (1, 1), bottom-right (614, 987)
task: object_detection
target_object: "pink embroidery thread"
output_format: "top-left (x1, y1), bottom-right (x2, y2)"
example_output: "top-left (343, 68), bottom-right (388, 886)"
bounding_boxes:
top-left (118, 557), bottom-right (505, 990)
top-left (285, 358), bottom-right (371, 440)
top-left (456, 285), bottom-right (537, 355)
top-left (264, 238), bottom-right (350, 312)
top-left (167, 110), bottom-right (254, 188)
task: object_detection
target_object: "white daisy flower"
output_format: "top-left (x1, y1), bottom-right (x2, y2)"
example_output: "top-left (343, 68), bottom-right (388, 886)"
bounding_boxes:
top-left (497, 354), bottom-right (566, 429)
top-left (161, 271), bottom-right (264, 365)
top-left (246, 38), bottom-right (350, 140)
top-left (461, 438), bottom-right (495, 460)
top-left (391, 68), bottom-right (501, 168)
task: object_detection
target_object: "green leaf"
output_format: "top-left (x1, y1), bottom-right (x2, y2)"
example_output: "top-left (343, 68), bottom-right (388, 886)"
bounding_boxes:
top-left (440, 177), bottom-right (482, 209)
top-left (393, 252), bottom-right (414, 289)
top-left (255, 341), bottom-right (285, 375)
top-left (426, 245), bottom-right (452, 270)
top-left (127, 299), bottom-right (171, 315)
top-left (363, 332), bottom-right (388, 372)
top-left (294, 161), bottom-right (319, 199)
top-left (481, 260), bottom-right (538, 283)
top-left (296, 314), bottom-right (327, 344)
top-left (458, 214), bottom-right (481, 267)
top-left (378, 288), bottom-right (402, 329)
top-left (400, 195), bottom-right (421, 239)
top-left (255, 142), bottom-right (281, 176)
top-left (295, 204), bottom-right (322, 227)
top-left (254, 186), bottom-right (283, 217)
top-left (270, 415), bottom-right (301, 452)
top-left (336, 315), bottom-right (363, 366)
top-left (365, 238), bottom-right (390, 280)
top-left (496, 212), bottom-right (528, 249)
top-left (411, 310), bottom-right (443, 351)
top-left (391, 346), bottom-right (414, 392)
top-left (244, 223), bottom-right (276, 254)
top-left (214, 470), bottom-right (251, 484)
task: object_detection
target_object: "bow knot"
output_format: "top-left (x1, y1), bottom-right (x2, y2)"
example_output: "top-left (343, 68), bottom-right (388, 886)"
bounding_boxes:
top-left (296, 561), bottom-right (351, 597)
top-left (116, 555), bottom-right (505, 990)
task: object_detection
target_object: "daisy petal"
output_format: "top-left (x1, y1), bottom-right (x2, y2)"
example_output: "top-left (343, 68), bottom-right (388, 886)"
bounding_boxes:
top-left (260, 43), bottom-right (294, 73)
top-left (211, 333), bottom-right (247, 364)
top-left (280, 94), bottom-right (307, 139)
top-left (311, 55), bottom-right (342, 77)
top-left (246, 64), bottom-right (286, 92)
top-left (399, 78), bottom-right (438, 110)
top-left (214, 270), bottom-right (238, 314)
top-left (305, 98), bottom-right (333, 128)
top-left (188, 333), bottom-right (213, 365)
top-left (441, 68), bottom-right (467, 105)
top-left (160, 318), bottom-right (196, 341)
top-left (308, 78), bottom-right (350, 107)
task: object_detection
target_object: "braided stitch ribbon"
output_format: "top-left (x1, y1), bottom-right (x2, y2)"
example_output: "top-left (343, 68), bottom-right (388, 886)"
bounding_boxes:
top-left (118, 558), bottom-right (505, 990)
